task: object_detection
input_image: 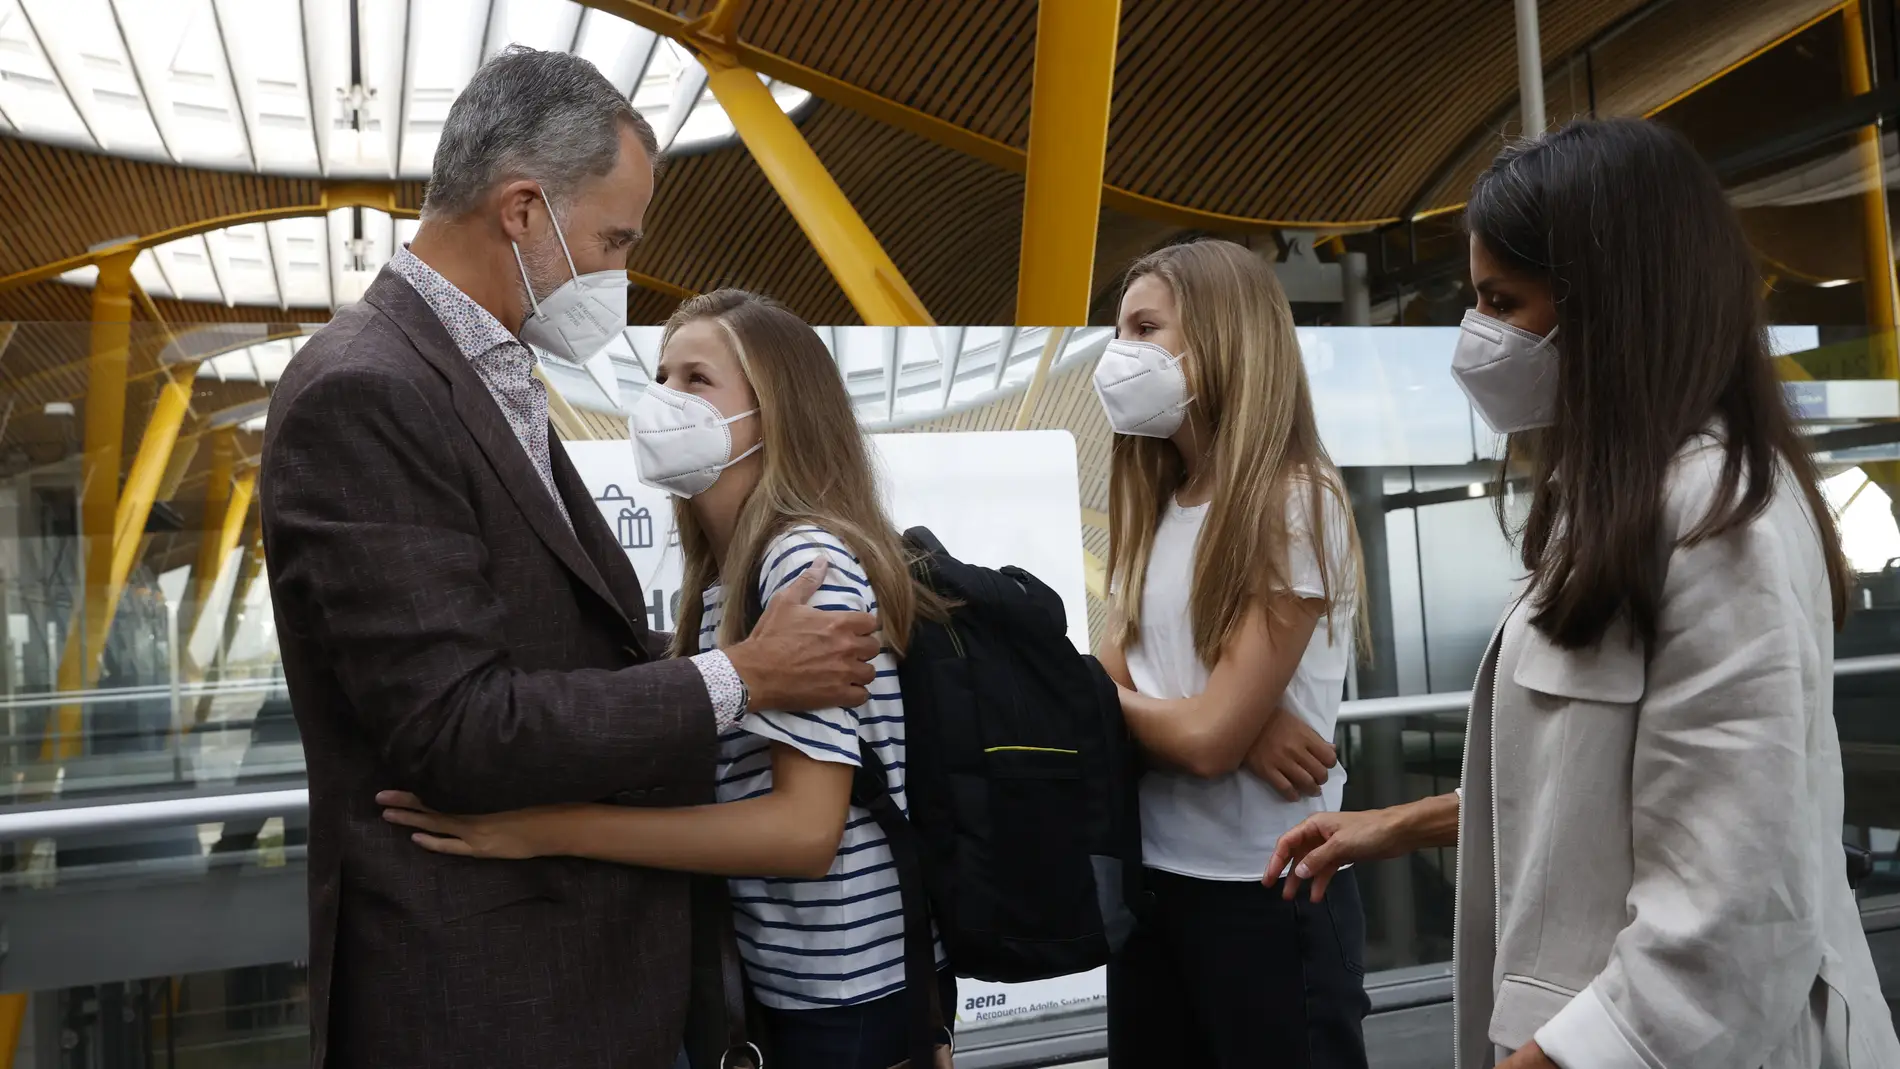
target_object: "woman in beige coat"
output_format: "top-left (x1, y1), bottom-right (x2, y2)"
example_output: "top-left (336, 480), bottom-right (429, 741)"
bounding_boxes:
top-left (1270, 118), bottom-right (1900, 1069)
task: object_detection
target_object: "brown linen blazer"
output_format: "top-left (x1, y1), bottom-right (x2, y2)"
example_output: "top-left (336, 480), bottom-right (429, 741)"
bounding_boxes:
top-left (261, 267), bottom-right (715, 1069)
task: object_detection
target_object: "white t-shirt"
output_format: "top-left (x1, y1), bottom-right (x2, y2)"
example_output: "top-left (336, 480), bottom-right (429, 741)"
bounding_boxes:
top-left (703, 525), bottom-right (943, 1010)
top-left (1125, 481), bottom-right (1355, 881)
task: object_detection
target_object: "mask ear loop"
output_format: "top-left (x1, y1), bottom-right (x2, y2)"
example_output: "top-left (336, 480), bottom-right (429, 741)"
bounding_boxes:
top-left (537, 184), bottom-right (583, 281)
top-left (510, 184), bottom-right (582, 324)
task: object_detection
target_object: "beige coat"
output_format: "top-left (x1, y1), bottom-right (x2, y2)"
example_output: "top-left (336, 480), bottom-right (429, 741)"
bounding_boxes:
top-left (1453, 434), bottom-right (1900, 1069)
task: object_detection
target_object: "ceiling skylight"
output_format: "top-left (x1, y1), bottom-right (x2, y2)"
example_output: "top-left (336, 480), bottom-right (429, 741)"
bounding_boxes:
top-left (0, 0), bottom-right (810, 177)
top-left (58, 209), bottom-right (420, 309)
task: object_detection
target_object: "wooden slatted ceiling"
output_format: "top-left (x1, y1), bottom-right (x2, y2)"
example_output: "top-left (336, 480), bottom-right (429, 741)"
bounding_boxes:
top-left (0, 136), bottom-right (426, 278)
top-left (738, 0), bottom-right (1644, 222)
top-left (0, 0), bottom-right (1837, 328)
top-left (1412, 0), bottom-right (1842, 213)
top-left (0, 280), bottom-right (333, 327)
top-left (632, 101), bottom-right (1178, 324)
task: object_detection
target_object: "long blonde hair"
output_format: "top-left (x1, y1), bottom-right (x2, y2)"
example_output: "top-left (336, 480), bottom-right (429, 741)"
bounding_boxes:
top-left (663, 290), bottom-right (948, 656)
top-left (1106, 240), bottom-right (1366, 665)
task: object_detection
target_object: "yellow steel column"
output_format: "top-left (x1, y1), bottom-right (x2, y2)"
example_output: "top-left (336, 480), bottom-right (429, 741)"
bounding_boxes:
top-left (1012, 328), bottom-right (1071, 429)
top-left (1081, 550), bottom-right (1106, 602)
top-left (699, 51), bottom-right (934, 326)
top-left (183, 430), bottom-right (237, 646)
top-left (43, 248), bottom-right (137, 761)
top-left (112, 364), bottom-right (199, 584)
top-left (1842, 1), bottom-right (1900, 502)
top-left (1845, 0), bottom-right (1899, 380)
top-left (1014, 0), bottom-right (1122, 326)
top-left (0, 992), bottom-right (23, 1069)
top-left (197, 468), bottom-right (260, 665)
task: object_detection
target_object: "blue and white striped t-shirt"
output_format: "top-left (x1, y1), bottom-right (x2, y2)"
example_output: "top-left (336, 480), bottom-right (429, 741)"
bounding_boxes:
top-left (702, 524), bottom-right (943, 1010)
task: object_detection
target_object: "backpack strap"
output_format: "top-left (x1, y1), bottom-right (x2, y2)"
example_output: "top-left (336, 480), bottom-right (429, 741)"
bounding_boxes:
top-left (851, 742), bottom-right (943, 1069)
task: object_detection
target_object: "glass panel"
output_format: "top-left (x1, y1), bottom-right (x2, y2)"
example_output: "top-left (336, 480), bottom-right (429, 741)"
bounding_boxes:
top-left (486, 0), bottom-right (581, 55)
top-left (113, 0), bottom-right (250, 168)
top-left (311, 0), bottom-right (405, 177)
top-left (216, 0), bottom-right (319, 174)
top-left (574, 10), bottom-right (653, 96)
top-left (21, 0), bottom-right (164, 158)
top-left (0, 0), bottom-right (93, 143)
top-left (270, 218), bottom-right (333, 309)
top-left (400, 0), bottom-right (487, 177)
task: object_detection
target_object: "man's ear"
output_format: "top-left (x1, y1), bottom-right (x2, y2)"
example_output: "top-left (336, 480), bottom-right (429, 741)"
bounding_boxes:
top-left (495, 181), bottom-right (543, 244)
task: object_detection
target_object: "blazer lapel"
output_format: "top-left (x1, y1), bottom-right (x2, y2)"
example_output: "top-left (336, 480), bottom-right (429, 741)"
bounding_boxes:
top-left (364, 269), bottom-right (628, 631)
top-left (550, 438), bottom-right (654, 645)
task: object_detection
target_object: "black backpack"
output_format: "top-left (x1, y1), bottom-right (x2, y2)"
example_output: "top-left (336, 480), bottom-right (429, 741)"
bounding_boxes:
top-left (748, 526), bottom-right (1144, 1066)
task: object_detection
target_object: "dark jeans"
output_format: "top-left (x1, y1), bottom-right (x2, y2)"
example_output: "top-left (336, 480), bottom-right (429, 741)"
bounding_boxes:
top-left (756, 969), bottom-right (957, 1069)
top-left (1108, 867), bottom-right (1370, 1069)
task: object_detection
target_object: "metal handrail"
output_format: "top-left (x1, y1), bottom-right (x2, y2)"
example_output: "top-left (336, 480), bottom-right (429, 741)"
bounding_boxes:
top-left (0, 675), bottom-right (286, 712)
top-left (1, 653), bottom-right (1894, 843)
top-left (1337, 650), bottom-right (1900, 722)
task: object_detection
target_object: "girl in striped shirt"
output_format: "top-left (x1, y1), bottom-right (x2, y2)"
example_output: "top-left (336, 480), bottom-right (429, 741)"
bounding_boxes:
top-left (381, 289), bottom-right (953, 1068)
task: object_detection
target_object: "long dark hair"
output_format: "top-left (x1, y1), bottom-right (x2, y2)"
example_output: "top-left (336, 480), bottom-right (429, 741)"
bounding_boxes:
top-left (1467, 117), bottom-right (1849, 649)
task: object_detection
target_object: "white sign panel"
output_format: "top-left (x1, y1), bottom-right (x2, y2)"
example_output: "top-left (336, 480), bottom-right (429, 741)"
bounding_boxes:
top-left (563, 431), bottom-right (1107, 1026)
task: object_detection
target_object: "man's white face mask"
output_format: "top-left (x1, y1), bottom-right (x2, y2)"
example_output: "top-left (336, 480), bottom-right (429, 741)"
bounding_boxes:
top-left (511, 185), bottom-right (629, 364)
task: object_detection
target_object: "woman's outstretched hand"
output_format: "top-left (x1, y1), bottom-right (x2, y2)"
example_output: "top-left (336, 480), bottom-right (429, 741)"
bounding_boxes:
top-left (1268, 792), bottom-right (1460, 901)
top-left (1266, 809), bottom-right (1402, 902)
top-left (377, 790), bottom-right (566, 860)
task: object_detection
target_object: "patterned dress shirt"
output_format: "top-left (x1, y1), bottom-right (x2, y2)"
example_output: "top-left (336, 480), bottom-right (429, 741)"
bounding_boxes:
top-left (389, 247), bottom-right (745, 730)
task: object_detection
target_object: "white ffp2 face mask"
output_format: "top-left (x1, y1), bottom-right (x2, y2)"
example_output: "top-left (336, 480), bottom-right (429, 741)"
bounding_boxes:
top-left (1451, 309), bottom-right (1560, 434)
top-left (630, 382), bottom-right (761, 498)
top-left (1092, 338), bottom-right (1193, 437)
top-left (513, 187), bottom-right (629, 363)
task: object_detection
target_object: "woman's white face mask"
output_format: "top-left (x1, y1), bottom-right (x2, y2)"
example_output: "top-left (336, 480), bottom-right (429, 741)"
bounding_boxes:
top-left (1450, 309), bottom-right (1559, 434)
top-left (1092, 338), bottom-right (1194, 437)
top-left (629, 383), bottom-right (760, 498)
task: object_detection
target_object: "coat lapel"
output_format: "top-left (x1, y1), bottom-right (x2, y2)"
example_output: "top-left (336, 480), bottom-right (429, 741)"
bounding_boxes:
top-left (363, 269), bottom-right (629, 633)
top-left (550, 438), bottom-right (654, 649)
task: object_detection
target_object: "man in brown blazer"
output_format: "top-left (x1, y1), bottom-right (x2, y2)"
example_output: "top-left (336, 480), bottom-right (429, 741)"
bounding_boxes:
top-left (260, 47), bottom-right (879, 1069)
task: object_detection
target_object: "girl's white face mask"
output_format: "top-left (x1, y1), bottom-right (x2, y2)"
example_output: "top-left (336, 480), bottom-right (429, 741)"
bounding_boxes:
top-left (630, 383), bottom-right (760, 498)
top-left (1092, 339), bottom-right (1194, 438)
top-left (1451, 309), bottom-right (1560, 434)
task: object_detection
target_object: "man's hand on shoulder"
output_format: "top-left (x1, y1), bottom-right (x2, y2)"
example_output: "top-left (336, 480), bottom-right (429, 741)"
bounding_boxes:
top-left (724, 558), bottom-right (880, 711)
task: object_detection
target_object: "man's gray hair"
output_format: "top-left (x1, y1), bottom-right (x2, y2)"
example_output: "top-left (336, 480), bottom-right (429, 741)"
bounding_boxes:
top-left (423, 45), bottom-right (659, 219)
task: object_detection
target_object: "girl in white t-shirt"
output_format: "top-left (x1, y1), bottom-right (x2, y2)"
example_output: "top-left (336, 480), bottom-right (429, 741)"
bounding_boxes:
top-left (377, 290), bottom-right (953, 1069)
top-left (1092, 239), bottom-right (1371, 1068)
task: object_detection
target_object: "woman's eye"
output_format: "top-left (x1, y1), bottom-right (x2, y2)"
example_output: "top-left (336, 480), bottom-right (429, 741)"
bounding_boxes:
top-left (690, 373), bottom-right (711, 386)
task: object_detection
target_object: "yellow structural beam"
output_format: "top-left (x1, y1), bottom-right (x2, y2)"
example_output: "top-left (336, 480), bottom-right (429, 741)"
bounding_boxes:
top-left (1015, 0), bottom-right (1121, 325)
top-left (1844, 1), bottom-right (1899, 380)
top-left (1841, 1), bottom-right (1900, 499)
top-left (534, 364), bottom-right (597, 441)
top-left (1013, 328), bottom-right (1071, 430)
top-left (183, 429), bottom-right (238, 646)
top-left (584, 0), bottom-right (1399, 232)
top-left (197, 469), bottom-right (260, 662)
top-left (0, 199), bottom-right (692, 302)
top-left (701, 51), bottom-right (934, 326)
top-left (1081, 549), bottom-right (1107, 602)
top-left (43, 249), bottom-right (137, 761)
top-left (111, 363), bottom-right (200, 581)
top-left (0, 992), bottom-right (23, 1069)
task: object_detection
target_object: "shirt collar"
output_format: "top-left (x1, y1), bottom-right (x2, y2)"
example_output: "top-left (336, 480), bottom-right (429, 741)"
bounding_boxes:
top-left (390, 245), bottom-right (523, 362)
